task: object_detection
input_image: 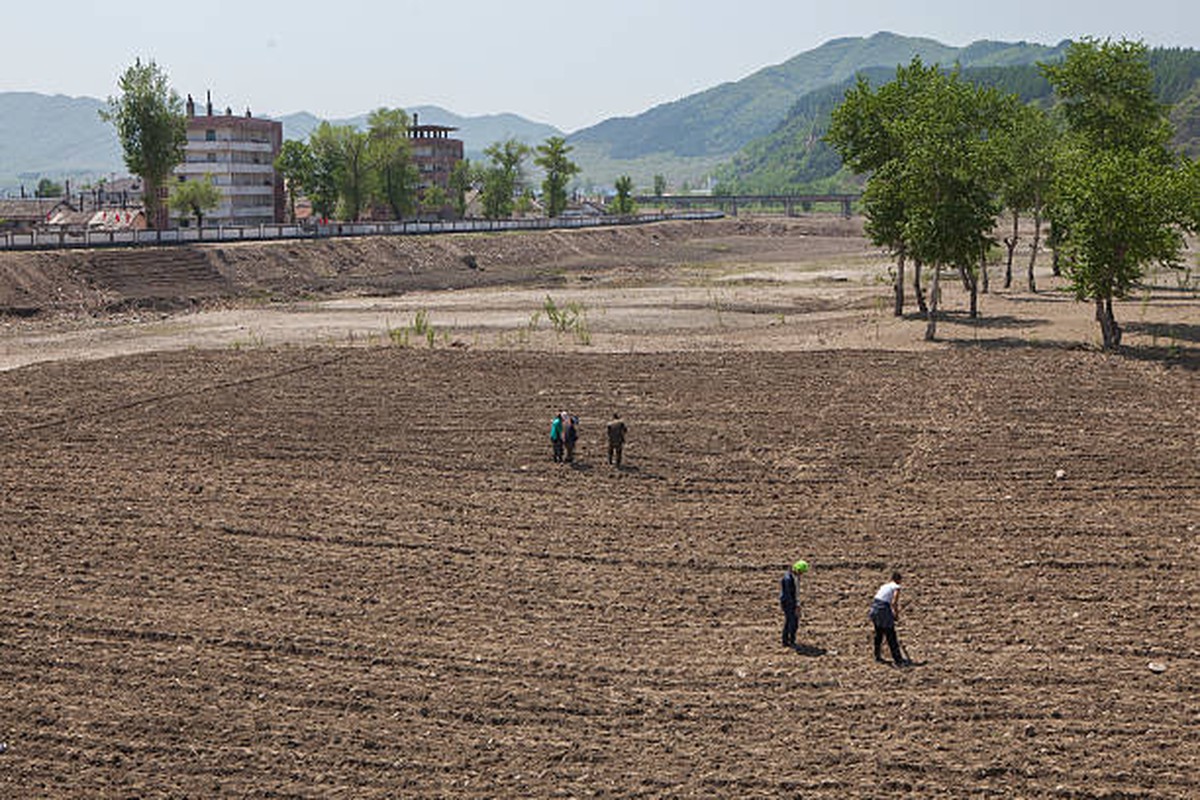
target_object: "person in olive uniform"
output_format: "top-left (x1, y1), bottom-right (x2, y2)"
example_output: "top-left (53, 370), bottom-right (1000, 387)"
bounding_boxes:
top-left (606, 413), bottom-right (627, 467)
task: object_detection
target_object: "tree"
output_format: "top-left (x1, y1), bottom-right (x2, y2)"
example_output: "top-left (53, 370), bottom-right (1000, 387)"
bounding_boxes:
top-left (534, 136), bottom-right (579, 218)
top-left (308, 122), bottom-right (369, 221)
top-left (307, 122), bottom-right (343, 221)
top-left (653, 174), bottom-right (667, 198)
top-left (828, 64), bottom-right (940, 317)
top-left (169, 175), bottom-right (222, 227)
top-left (35, 178), bottom-right (63, 198)
top-left (1042, 38), bottom-right (1199, 350)
top-left (367, 107), bottom-right (419, 220)
top-left (274, 140), bottom-right (314, 223)
top-left (481, 139), bottom-right (530, 219)
top-left (421, 185), bottom-right (448, 216)
top-left (828, 58), bottom-right (1007, 334)
top-left (611, 175), bottom-right (636, 215)
top-left (995, 102), bottom-right (1059, 291)
top-left (448, 159), bottom-right (474, 218)
top-left (100, 59), bottom-right (187, 229)
top-left (336, 126), bottom-right (371, 221)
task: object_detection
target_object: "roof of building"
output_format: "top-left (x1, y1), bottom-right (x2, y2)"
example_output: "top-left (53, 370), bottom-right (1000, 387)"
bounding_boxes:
top-left (0, 198), bottom-right (72, 221)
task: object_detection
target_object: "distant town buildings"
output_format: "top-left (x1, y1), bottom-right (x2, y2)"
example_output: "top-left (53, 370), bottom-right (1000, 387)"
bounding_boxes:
top-left (173, 92), bottom-right (284, 226)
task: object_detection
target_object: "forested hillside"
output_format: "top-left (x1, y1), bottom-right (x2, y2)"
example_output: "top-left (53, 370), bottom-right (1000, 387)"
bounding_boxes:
top-left (567, 32), bottom-right (1066, 161)
top-left (0, 93), bottom-right (121, 191)
top-left (715, 46), bottom-right (1200, 194)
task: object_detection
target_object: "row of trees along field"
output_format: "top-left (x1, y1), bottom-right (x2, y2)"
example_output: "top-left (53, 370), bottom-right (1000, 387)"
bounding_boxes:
top-left (101, 59), bottom-right (637, 227)
top-left (826, 38), bottom-right (1200, 350)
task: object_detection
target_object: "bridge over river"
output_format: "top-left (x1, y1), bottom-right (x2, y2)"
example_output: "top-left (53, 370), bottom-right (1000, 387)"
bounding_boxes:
top-left (636, 194), bottom-right (859, 217)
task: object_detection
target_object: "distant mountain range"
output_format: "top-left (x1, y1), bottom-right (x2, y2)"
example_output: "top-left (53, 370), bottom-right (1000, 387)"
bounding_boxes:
top-left (3, 32), bottom-right (1197, 196)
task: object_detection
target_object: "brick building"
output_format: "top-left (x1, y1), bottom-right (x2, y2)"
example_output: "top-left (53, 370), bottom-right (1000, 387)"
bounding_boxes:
top-left (173, 92), bottom-right (284, 226)
top-left (408, 113), bottom-right (463, 194)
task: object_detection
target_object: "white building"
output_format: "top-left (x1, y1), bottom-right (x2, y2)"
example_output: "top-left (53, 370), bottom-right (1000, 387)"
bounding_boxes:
top-left (173, 92), bottom-right (284, 227)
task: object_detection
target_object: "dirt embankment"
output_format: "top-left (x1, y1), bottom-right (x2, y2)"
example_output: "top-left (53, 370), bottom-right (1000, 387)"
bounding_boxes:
top-left (0, 218), bottom-right (861, 316)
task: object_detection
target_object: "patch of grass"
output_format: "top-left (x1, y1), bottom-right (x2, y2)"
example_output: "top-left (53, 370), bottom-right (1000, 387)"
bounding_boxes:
top-left (542, 295), bottom-right (591, 345)
top-left (387, 309), bottom-right (440, 348)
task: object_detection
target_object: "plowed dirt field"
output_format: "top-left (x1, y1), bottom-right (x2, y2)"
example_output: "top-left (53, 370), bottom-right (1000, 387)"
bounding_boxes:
top-left (1, 219), bottom-right (1197, 797)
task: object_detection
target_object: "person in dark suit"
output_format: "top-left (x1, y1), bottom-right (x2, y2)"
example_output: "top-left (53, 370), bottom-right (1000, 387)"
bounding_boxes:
top-left (780, 560), bottom-right (808, 647)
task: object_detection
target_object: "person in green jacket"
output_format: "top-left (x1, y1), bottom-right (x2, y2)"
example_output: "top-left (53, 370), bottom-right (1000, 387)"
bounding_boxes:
top-left (549, 412), bottom-right (564, 463)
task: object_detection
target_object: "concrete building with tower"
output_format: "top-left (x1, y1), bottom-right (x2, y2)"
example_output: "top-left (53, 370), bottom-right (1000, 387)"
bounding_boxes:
top-left (173, 92), bottom-right (284, 226)
top-left (408, 113), bottom-right (463, 194)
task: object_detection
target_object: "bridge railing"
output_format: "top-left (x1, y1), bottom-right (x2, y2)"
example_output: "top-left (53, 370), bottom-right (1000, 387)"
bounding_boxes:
top-left (0, 210), bottom-right (724, 252)
top-left (635, 194), bottom-right (860, 217)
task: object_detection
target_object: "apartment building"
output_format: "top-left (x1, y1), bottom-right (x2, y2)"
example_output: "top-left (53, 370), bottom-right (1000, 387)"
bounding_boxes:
top-left (174, 92), bottom-right (284, 226)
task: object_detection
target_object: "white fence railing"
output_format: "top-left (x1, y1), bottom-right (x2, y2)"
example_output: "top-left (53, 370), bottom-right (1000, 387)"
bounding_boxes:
top-left (0, 211), bottom-right (724, 251)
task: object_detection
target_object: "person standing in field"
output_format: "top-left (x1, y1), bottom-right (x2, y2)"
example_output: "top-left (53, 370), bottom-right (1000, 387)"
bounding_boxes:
top-left (563, 413), bottom-right (579, 463)
top-left (550, 412), bottom-right (565, 463)
top-left (780, 559), bottom-right (808, 648)
top-left (869, 571), bottom-right (911, 666)
top-left (605, 413), bottom-right (627, 467)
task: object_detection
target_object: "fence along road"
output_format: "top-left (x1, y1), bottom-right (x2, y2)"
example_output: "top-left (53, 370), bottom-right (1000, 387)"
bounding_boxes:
top-left (0, 211), bottom-right (724, 252)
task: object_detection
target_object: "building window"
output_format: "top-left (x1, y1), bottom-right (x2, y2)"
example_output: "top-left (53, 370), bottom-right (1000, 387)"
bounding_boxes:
top-left (205, 130), bottom-right (216, 141)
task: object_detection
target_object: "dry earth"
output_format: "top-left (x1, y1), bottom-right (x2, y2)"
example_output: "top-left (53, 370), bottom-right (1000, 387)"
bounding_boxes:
top-left (0, 217), bottom-right (1197, 797)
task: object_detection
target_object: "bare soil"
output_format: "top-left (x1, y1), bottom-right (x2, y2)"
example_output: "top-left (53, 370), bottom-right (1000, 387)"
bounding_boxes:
top-left (0, 217), bottom-right (1197, 797)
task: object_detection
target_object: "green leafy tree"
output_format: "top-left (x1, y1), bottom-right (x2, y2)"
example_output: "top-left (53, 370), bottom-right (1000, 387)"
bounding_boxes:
top-left (481, 139), bottom-right (530, 219)
top-left (307, 122), bottom-right (343, 220)
top-left (611, 175), bottom-right (637, 215)
top-left (448, 159), bottom-right (473, 218)
top-left (274, 139), bottom-right (314, 223)
top-left (534, 136), bottom-right (579, 218)
top-left (36, 178), bottom-right (64, 198)
top-left (995, 102), bottom-right (1059, 291)
top-left (100, 58), bottom-right (187, 229)
top-left (308, 122), bottom-right (370, 221)
top-left (169, 175), bottom-right (222, 227)
top-left (1043, 38), bottom-right (1199, 350)
top-left (367, 107), bottom-right (419, 220)
top-left (336, 126), bottom-right (371, 221)
top-left (653, 174), bottom-right (667, 197)
top-left (829, 59), bottom-right (1007, 338)
top-left (421, 185), bottom-right (448, 216)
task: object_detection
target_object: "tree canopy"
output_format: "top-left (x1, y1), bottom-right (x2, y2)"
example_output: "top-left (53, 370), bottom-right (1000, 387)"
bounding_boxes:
top-left (169, 175), bottom-right (222, 228)
top-left (367, 108), bottom-right (419, 220)
top-left (535, 137), bottom-right (579, 218)
top-left (100, 59), bottom-right (187, 229)
top-left (1043, 38), bottom-right (1199, 349)
top-left (275, 140), bottom-right (314, 224)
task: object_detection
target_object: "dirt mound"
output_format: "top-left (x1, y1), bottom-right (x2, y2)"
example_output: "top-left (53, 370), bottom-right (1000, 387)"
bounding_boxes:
top-left (0, 218), bottom-right (862, 317)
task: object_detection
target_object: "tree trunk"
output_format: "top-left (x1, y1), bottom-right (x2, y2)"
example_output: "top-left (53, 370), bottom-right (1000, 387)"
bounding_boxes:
top-left (894, 253), bottom-right (906, 317)
top-left (1095, 296), bottom-right (1123, 350)
top-left (1027, 207), bottom-right (1042, 292)
top-left (925, 263), bottom-right (941, 340)
top-left (1003, 209), bottom-right (1018, 288)
top-left (965, 263), bottom-right (979, 319)
top-left (980, 246), bottom-right (990, 294)
top-left (913, 260), bottom-right (928, 317)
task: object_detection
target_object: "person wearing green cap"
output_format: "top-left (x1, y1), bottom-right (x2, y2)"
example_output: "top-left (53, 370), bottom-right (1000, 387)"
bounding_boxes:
top-left (779, 559), bottom-right (808, 648)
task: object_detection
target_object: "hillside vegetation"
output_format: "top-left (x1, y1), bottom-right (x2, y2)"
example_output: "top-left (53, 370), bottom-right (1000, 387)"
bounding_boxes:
top-left (567, 32), bottom-right (1066, 163)
top-left (715, 45), bottom-right (1200, 194)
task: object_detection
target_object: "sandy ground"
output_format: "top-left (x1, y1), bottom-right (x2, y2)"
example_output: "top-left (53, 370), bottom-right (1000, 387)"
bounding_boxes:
top-left (1, 216), bottom-right (1197, 369)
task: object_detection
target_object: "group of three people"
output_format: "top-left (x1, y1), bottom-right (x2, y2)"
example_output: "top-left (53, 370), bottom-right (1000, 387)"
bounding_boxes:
top-left (780, 562), bottom-right (912, 667)
top-left (549, 411), bottom-right (628, 467)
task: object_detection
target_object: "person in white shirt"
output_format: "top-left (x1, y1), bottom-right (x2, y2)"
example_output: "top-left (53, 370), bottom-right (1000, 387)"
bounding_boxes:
top-left (868, 572), bottom-right (910, 666)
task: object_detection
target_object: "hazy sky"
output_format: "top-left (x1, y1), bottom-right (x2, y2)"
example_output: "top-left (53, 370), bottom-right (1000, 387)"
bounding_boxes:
top-left (6, 0), bottom-right (1197, 131)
